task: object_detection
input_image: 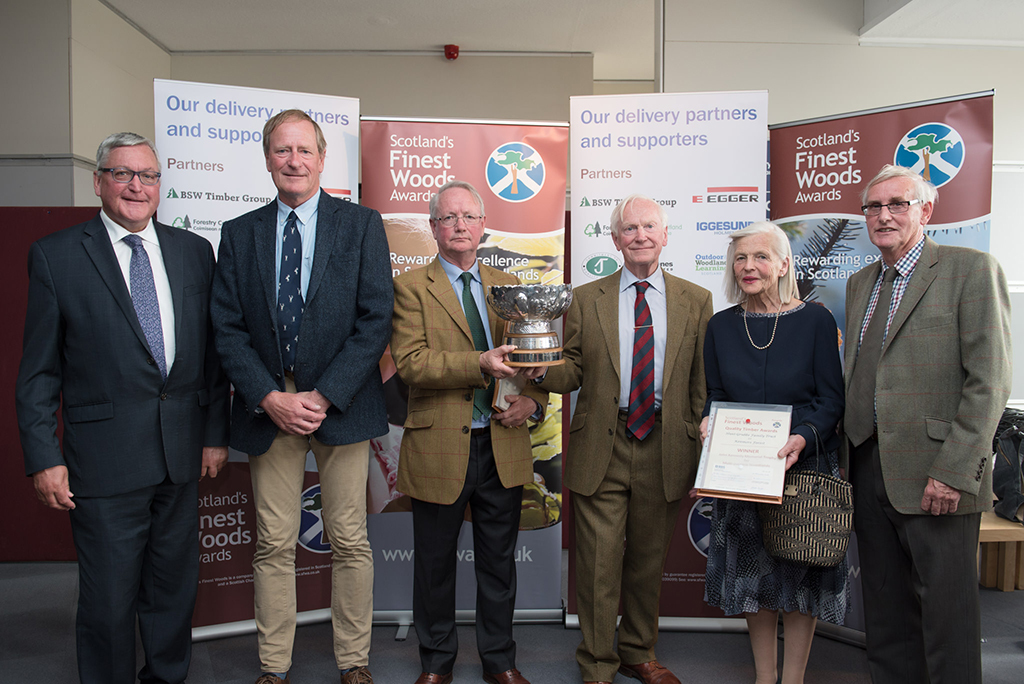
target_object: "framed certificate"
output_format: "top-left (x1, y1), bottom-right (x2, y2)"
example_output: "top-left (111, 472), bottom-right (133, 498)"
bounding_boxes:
top-left (694, 401), bottom-right (792, 504)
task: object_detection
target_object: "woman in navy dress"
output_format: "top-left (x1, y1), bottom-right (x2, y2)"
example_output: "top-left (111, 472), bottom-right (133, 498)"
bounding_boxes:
top-left (699, 222), bottom-right (847, 684)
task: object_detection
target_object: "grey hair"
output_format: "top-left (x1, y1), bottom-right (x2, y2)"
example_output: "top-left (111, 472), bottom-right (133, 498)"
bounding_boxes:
top-left (860, 164), bottom-right (937, 205)
top-left (609, 194), bottom-right (668, 235)
top-left (429, 180), bottom-right (486, 218)
top-left (723, 221), bottom-right (798, 305)
top-left (95, 132), bottom-right (160, 171)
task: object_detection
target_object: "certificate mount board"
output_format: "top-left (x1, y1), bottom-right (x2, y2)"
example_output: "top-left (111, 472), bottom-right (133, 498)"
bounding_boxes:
top-left (694, 402), bottom-right (792, 504)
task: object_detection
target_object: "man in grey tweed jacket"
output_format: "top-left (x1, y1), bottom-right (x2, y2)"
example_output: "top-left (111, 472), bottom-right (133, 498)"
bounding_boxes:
top-left (844, 164), bottom-right (1011, 684)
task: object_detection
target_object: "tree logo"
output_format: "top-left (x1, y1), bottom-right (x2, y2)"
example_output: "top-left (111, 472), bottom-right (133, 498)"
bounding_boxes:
top-left (171, 216), bottom-right (192, 229)
top-left (298, 484), bottom-right (332, 554)
top-left (687, 497), bottom-right (714, 558)
top-left (486, 142), bottom-right (545, 202)
top-left (894, 122), bottom-right (965, 188)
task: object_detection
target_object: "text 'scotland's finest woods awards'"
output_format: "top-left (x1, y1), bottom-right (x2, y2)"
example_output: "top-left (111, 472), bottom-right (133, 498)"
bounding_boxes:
top-left (695, 402), bottom-right (792, 504)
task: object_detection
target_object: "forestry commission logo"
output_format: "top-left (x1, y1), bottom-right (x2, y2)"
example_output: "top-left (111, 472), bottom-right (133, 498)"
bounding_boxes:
top-left (687, 497), bottom-right (714, 558)
top-left (582, 253), bottom-right (620, 278)
top-left (894, 122), bottom-right (965, 188)
top-left (486, 142), bottom-right (545, 203)
top-left (298, 484), bottom-right (332, 554)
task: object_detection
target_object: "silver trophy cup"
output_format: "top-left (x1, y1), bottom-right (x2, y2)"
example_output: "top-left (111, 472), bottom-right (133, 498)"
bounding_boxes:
top-left (487, 284), bottom-right (573, 366)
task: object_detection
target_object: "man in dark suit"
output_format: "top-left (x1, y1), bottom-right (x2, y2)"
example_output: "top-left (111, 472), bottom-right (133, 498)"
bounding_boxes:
top-left (844, 164), bottom-right (1012, 683)
top-left (540, 194), bottom-right (712, 684)
top-left (15, 132), bottom-right (230, 684)
top-left (211, 110), bottom-right (392, 684)
top-left (391, 180), bottom-right (547, 684)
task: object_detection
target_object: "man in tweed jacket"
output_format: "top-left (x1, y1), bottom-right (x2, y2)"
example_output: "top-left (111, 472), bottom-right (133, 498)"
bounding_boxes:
top-left (844, 164), bottom-right (1011, 684)
top-left (391, 180), bottom-right (547, 684)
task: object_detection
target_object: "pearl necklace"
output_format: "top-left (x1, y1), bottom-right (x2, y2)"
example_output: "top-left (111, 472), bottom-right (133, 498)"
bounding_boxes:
top-left (743, 300), bottom-right (782, 350)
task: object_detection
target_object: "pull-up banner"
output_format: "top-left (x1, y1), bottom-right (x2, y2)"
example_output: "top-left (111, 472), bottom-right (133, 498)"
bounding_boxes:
top-left (360, 117), bottom-right (569, 618)
top-left (769, 91), bottom-right (995, 635)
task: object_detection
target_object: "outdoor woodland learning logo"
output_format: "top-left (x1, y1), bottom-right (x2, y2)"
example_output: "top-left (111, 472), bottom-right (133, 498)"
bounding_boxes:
top-left (894, 122), bottom-right (965, 188)
top-left (298, 484), bottom-right (332, 554)
top-left (486, 142), bottom-right (545, 202)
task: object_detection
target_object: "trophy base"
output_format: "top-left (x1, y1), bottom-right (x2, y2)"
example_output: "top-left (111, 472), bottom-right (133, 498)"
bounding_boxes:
top-left (506, 349), bottom-right (565, 367)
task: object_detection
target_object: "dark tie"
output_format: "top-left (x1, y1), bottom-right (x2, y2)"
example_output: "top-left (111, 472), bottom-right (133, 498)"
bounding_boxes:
top-left (460, 272), bottom-right (493, 420)
top-left (123, 234), bottom-right (166, 379)
top-left (278, 211), bottom-right (303, 372)
top-left (627, 281), bottom-right (655, 440)
top-left (846, 267), bottom-right (897, 447)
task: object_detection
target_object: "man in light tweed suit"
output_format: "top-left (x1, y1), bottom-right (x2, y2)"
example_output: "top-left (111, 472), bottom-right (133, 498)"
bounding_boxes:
top-left (391, 180), bottom-right (547, 684)
top-left (844, 164), bottom-right (1011, 684)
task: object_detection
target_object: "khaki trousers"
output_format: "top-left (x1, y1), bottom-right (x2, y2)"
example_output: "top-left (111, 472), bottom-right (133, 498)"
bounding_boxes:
top-left (573, 412), bottom-right (680, 683)
top-left (249, 380), bottom-right (373, 672)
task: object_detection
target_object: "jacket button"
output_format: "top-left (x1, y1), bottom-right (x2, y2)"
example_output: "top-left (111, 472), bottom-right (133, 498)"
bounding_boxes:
top-left (613, 396), bottom-right (618, 404)
top-left (147, 357), bottom-right (155, 365)
top-left (160, 393), bottom-right (168, 400)
top-left (462, 426), bottom-right (470, 434)
top-left (608, 428), bottom-right (613, 436)
top-left (275, 373), bottom-right (282, 380)
top-left (464, 393), bottom-right (472, 401)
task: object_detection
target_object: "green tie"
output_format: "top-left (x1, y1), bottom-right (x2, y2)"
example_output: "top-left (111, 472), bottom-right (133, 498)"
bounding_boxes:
top-left (460, 272), bottom-right (493, 420)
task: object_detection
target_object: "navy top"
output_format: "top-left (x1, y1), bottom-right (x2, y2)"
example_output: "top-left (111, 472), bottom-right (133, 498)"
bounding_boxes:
top-left (702, 302), bottom-right (845, 461)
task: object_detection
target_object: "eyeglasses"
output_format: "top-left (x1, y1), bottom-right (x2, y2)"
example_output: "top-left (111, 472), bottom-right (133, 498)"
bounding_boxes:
top-left (619, 223), bottom-right (660, 236)
top-left (98, 167), bottom-right (161, 186)
top-left (861, 199), bottom-right (921, 216)
top-left (433, 214), bottom-right (483, 228)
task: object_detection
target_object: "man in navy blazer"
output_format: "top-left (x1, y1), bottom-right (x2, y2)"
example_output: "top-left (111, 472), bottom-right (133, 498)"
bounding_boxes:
top-left (211, 110), bottom-right (392, 684)
top-left (15, 132), bottom-right (230, 684)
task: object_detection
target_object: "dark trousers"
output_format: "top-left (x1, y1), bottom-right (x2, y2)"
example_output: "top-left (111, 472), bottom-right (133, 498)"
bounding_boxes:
top-left (411, 430), bottom-right (524, 675)
top-left (851, 438), bottom-right (982, 684)
top-left (69, 478), bottom-right (199, 684)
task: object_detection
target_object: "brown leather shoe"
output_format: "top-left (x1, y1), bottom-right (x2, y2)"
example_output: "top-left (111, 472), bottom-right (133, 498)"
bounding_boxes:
top-left (341, 666), bottom-right (373, 684)
top-left (483, 669), bottom-right (529, 684)
top-left (413, 673), bottom-right (453, 684)
top-left (255, 676), bottom-right (290, 684)
top-left (618, 660), bottom-right (681, 684)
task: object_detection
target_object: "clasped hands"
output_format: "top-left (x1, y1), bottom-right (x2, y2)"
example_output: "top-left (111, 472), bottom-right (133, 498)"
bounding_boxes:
top-left (261, 388), bottom-right (332, 436)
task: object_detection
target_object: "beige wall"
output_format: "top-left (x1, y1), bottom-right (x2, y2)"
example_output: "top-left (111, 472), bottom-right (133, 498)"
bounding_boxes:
top-left (70, 0), bottom-right (170, 162)
top-left (172, 53), bottom-right (591, 123)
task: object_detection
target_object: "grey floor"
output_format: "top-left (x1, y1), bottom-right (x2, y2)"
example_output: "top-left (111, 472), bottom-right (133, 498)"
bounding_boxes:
top-left (3, 560), bottom-right (1023, 683)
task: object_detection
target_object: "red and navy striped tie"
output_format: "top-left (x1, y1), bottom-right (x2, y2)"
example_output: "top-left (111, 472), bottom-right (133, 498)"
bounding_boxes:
top-left (627, 281), bottom-right (655, 440)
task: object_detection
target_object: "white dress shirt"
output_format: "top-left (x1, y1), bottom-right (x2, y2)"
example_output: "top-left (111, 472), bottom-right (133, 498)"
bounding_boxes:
top-left (101, 210), bottom-right (176, 375)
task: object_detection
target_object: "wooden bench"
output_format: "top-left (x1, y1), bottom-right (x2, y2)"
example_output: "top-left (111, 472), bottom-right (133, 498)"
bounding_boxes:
top-left (979, 510), bottom-right (1024, 591)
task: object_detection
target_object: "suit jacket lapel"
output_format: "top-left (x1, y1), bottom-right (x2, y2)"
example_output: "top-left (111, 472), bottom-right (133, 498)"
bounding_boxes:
top-left (661, 275), bottom-right (690, 391)
top-left (844, 261), bottom-right (880, 383)
top-left (306, 190), bottom-right (335, 306)
top-left (253, 202), bottom-right (279, 318)
top-left (156, 222), bottom-right (184, 365)
top-left (426, 258), bottom-right (474, 342)
top-left (596, 275), bottom-right (620, 383)
top-left (81, 215), bottom-right (151, 352)
top-left (882, 237), bottom-right (938, 356)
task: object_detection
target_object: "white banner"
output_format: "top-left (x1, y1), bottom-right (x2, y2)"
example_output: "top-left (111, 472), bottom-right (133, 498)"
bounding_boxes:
top-left (153, 79), bottom-right (359, 254)
top-left (568, 91), bottom-right (768, 622)
top-left (570, 91), bottom-right (768, 309)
